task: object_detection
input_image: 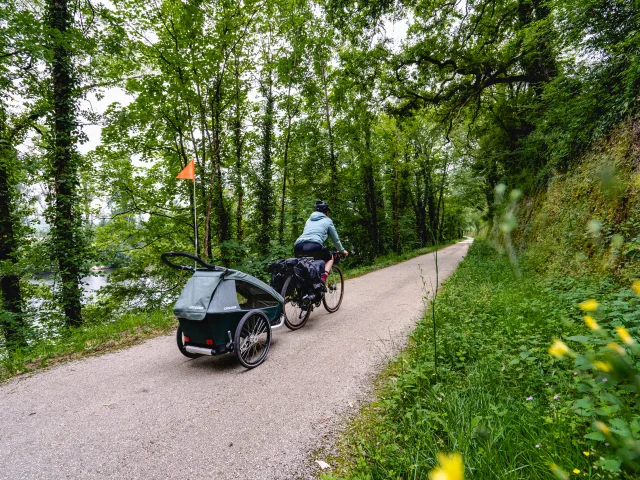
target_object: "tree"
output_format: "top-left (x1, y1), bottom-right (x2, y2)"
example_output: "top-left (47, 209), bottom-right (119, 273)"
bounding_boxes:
top-left (0, 0), bottom-right (44, 346)
top-left (45, 0), bottom-right (85, 327)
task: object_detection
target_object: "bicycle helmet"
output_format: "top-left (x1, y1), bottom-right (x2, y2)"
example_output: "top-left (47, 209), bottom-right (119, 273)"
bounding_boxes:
top-left (314, 200), bottom-right (330, 213)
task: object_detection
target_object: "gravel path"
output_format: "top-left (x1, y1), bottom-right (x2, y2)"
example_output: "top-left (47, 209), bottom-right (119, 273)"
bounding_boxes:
top-left (0, 239), bottom-right (471, 480)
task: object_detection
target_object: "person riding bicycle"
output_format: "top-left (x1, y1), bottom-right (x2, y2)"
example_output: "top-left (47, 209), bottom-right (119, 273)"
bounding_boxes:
top-left (294, 201), bottom-right (348, 283)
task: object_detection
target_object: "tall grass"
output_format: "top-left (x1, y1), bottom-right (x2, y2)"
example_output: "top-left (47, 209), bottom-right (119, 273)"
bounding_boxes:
top-left (325, 240), bottom-right (634, 479)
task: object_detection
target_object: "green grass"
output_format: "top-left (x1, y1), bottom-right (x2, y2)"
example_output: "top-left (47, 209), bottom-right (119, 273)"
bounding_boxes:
top-left (0, 310), bottom-right (176, 382)
top-left (324, 239), bottom-right (638, 479)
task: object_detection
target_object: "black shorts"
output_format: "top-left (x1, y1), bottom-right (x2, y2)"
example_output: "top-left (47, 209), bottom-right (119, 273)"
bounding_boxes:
top-left (294, 241), bottom-right (332, 261)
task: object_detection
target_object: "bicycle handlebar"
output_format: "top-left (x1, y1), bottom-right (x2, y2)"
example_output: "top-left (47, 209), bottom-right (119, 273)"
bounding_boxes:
top-left (330, 250), bottom-right (349, 262)
top-left (160, 251), bottom-right (222, 272)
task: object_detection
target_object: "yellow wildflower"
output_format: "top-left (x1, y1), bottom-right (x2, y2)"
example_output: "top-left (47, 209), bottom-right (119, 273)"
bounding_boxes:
top-left (607, 342), bottom-right (626, 355)
top-left (593, 361), bottom-right (612, 372)
top-left (594, 421), bottom-right (610, 436)
top-left (549, 339), bottom-right (570, 358)
top-left (615, 326), bottom-right (634, 345)
top-left (632, 280), bottom-right (640, 296)
top-left (582, 451), bottom-right (589, 457)
top-left (429, 452), bottom-right (464, 480)
top-left (573, 469), bottom-right (581, 474)
top-left (578, 299), bottom-right (599, 312)
top-left (583, 315), bottom-right (600, 331)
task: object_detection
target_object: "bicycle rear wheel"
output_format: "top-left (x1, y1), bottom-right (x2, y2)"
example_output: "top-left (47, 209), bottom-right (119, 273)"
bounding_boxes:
top-left (323, 265), bottom-right (344, 313)
top-left (282, 275), bottom-right (311, 330)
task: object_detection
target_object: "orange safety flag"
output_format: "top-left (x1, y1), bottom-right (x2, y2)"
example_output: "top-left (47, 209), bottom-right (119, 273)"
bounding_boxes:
top-left (176, 159), bottom-right (196, 181)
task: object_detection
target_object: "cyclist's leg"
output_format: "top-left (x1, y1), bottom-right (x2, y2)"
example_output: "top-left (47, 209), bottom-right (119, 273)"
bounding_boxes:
top-left (323, 258), bottom-right (333, 280)
top-left (318, 247), bottom-right (333, 280)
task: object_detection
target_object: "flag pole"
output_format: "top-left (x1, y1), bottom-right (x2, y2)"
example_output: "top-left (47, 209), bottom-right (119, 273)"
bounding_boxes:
top-left (176, 158), bottom-right (198, 259)
top-left (193, 169), bottom-right (198, 258)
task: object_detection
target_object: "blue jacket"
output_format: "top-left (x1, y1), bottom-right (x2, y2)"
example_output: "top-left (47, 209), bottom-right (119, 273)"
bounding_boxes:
top-left (294, 212), bottom-right (344, 251)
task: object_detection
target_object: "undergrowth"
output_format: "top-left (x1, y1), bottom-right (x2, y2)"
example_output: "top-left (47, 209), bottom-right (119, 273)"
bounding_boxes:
top-left (324, 240), bottom-right (640, 479)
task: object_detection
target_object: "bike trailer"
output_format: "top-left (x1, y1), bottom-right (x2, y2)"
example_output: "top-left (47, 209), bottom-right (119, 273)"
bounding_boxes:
top-left (162, 252), bottom-right (284, 368)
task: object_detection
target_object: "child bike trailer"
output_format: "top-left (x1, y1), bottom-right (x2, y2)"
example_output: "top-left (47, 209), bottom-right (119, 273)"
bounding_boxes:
top-left (161, 252), bottom-right (284, 369)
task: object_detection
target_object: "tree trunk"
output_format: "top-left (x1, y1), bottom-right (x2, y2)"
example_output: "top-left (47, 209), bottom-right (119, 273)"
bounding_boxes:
top-left (0, 108), bottom-right (26, 347)
top-left (321, 61), bottom-right (337, 204)
top-left (425, 162), bottom-right (437, 244)
top-left (435, 160), bottom-right (448, 243)
top-left (413, 146), bottom-right (428, 247)
top-left (213, 95), bottom-right (230, 262)
top-left (392, 148), bottom-right (400, 253)
top-left (279, 77), bottom-right (297, 245)
top-left (205, 88), bottom-right (230, 263)
top-left (278, 45), bottom-right (299, 245)
top-left (48, 0), bottom-right (83, 327)
top-left (233, 61), bottom-right (244, 244)
top-left (363, 123), bottom-right (379, 257)
top-left (257, 74), bottom-right (274, 256)
top-left (415, 170), bottom-right (428, 247)
top-left (363, 162), bottom-right (379, 257)
top-left (279, 125), bottom-right (292, 245)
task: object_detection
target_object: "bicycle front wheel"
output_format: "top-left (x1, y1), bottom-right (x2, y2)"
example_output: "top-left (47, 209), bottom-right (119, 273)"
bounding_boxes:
top-left (323, 265), bottom-right (344, 313)
top-left (282, 275), bottom-right (311, 330)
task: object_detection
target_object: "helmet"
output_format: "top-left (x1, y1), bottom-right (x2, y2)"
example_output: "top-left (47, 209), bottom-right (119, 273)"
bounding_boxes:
top-left (314, 200), bottom-right (330, 213)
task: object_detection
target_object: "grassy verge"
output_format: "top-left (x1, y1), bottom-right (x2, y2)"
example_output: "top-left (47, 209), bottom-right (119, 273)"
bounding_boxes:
top-left (0, 310), bottom-right (176, 382)
top-left (324, 239), bottom-right (640, 479)
top-left (0, 240), bottom-right (463, 383)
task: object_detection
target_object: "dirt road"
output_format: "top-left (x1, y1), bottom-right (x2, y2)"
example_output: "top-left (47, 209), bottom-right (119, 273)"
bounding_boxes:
top-left (0, 239), bottom-right (471, 480)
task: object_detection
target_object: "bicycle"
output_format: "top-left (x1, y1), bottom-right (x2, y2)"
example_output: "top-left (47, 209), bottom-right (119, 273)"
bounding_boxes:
top-left (281, 251), bottom-right (345, 330)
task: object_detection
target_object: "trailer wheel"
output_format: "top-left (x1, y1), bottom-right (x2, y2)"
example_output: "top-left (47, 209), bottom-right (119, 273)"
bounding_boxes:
top-left (234, 310), bottom-right (271, 368)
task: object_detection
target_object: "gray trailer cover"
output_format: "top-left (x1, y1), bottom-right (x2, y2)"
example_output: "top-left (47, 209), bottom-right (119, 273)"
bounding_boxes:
top-left (173, 269), bottom-right (283, 321)
top-left (173, 270), bottom-right (224, 320)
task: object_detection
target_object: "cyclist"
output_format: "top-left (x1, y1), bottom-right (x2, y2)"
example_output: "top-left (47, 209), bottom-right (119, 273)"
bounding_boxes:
top-left (294, 200), bottom-right (348, 283)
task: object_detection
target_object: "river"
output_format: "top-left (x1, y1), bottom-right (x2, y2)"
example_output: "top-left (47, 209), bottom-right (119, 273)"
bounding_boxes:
top-left (33, 268), bottom-right (116, 300)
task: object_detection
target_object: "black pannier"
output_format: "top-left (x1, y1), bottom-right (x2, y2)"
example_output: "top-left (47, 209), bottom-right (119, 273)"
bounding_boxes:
top-left (294, 258), bottom-right (325, 302)
top-left (267, 259), bottom-right (291, 293)
top-left (268, 257), bottom-right (326, 302)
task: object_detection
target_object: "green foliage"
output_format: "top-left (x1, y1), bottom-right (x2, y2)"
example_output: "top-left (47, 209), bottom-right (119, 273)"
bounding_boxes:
top-left (517, 119), bottom-right (640, 284)
top-left (4, 0), bottom-right (638, 391)
top-left (546, 287), bottom-right (640, 474)
top-left (326, 240), bottom-right (640, 479)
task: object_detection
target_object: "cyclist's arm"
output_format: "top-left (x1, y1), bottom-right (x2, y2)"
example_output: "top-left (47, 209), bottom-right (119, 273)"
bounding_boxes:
top-left (327, 221), bottom-right (344, 252)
